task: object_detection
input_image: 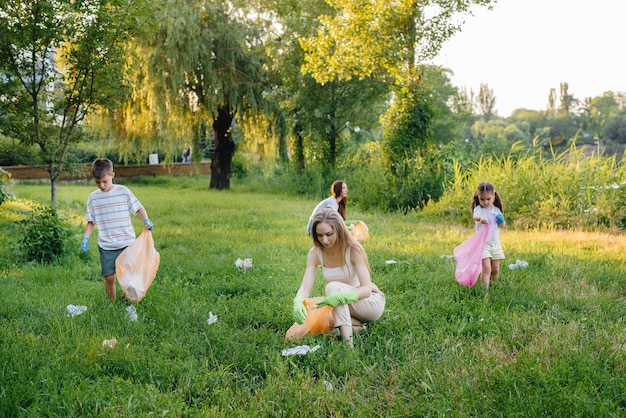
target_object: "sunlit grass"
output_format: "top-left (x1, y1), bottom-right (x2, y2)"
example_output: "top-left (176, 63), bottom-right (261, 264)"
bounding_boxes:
top-left (1, 176), bottom-right (625, 416)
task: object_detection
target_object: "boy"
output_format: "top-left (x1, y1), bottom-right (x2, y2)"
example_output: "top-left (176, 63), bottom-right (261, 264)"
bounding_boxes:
top-left (81, 158), bottom-right (154, 300)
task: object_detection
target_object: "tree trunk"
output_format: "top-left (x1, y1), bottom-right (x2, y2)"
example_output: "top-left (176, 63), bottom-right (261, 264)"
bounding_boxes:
top-left (294, 120), bottom-right (305, 174)
top-left (48, 162), bottom-right (59, 203)
top-left (210, 106), bottom-right (236, 190)
top-left (51, 177), bottom-right (59, 203)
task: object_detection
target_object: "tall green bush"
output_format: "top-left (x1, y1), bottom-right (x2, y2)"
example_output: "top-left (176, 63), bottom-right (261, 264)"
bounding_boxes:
top-left (381, 84), bottom-right (445, 212)
top-left (15, 204), bottom-right (73, 263)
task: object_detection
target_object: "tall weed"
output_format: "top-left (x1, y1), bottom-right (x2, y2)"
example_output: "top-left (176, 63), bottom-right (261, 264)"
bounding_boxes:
top-left (423, 145), bottom-right (626, 230)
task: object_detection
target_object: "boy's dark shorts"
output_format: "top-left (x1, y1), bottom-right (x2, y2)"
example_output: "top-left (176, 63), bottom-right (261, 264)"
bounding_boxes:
top-left (98, 247), bottom-right (127, 276)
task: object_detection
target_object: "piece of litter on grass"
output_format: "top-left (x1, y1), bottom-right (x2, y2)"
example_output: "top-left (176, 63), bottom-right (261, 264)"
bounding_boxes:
top-left (386, 258), bottom-right (419, 266)
top-left (323, 380), bottom-right (334, 391)
top-left (126, 305), bottom-right (138, 322)
top-left (66, 304), bottom-right (87, 317)
top-left (207, 312), bottom-right (218, 325)
top-left (440, 255), bottom-right (454, 259)
top-left (281, 345), bottom-right (321, 356)
top-left (508, 259), bottom-right (529, 270)
top-left (235, 257), bottom-right (253, 272)
top-left (102, 338), bottom-right (118, 349)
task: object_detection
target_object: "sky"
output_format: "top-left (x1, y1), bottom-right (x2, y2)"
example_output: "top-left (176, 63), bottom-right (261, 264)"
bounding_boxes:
top-left (432, 0), bottom-right (626, 117)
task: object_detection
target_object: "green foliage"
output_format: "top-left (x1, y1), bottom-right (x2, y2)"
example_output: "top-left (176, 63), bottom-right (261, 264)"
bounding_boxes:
top-left (604, 115), bottom-right (626, 144)
top-left (0, 0), bottom-right (148, 201)
top-left (0, 137), bottom-right (38, 166)
top-left (15, 203), bottom-right (73, 263)
top-left (2, 180), bottom-right (626, 415)
top-left (300, 0), bottom-right (494, 86)
top-left (0, 167), bottom-right (13, 206)
top-left (340, 141), bottom-right (387, 210)
top-left (381, 84), bottom-right (445, 211)
top-left (425, 66), bottom-right (474, 145)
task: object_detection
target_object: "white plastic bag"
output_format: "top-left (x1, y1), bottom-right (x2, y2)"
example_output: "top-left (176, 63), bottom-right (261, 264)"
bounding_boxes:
top-left (116, 229), bottom-right (160, 302)
top-left (66, 304), bottom-right (87, 317)
top-left (281, 345), bottom-right (321, 356)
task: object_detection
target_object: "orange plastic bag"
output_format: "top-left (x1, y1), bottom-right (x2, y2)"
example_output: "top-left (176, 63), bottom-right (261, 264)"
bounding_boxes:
top-left (115, 229), bottom-right (160, 302)
top-left (285, 297), bottom-right (334, 341)
top-left (349, 221), bottom-right (370, 242)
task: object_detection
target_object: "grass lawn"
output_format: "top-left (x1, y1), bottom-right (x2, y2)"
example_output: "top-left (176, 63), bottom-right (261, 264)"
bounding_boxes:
top-left (2, 176), bottom-right (626, 416)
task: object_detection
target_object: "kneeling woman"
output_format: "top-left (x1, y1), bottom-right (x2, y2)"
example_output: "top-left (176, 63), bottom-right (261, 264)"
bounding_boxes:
top-left (293, 208), bottom-right (385, 345)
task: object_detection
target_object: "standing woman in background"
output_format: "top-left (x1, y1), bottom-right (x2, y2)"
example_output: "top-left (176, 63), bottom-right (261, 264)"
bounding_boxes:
top-left (307, 180), bottom-right (348, 236)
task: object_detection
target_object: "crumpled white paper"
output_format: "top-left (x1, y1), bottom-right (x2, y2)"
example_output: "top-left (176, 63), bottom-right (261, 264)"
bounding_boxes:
top-left (508, 259), bottom-right (529, 270)
top-left (207, 312), bottom-right (218, 325)
top-left (66, 304), bottom-right (87, 317)
top-left (126, 305), bottom-right (138, 322)
top-left (385, 259), bottom-right (397, 264)
top-left (281, 345), bottom-right (320, 356)
top-left (102, 338), bottom-right (118, 348)
top-left (235, 258), bottom-right (253, 272)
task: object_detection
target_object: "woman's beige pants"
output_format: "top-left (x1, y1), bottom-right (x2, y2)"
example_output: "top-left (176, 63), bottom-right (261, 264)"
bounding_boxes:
top-left (325, 281), bottom-right (385, 328)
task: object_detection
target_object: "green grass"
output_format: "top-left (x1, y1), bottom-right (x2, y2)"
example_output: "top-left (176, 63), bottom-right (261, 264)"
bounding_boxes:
top-left (2, 177), bottom-right (626, 416)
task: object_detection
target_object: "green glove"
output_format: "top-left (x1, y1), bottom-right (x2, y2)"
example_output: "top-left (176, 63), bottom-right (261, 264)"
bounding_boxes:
top-left (316, 290), bottom-right (359, 308)
top-left (293, 296), bottom-right (307, 325)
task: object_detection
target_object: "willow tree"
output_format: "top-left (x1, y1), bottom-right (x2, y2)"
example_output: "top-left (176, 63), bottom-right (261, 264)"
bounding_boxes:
top-left (0, 0), bottom-right (147, 202)
top-left (132, 0), bottom-right (268, 189)
top-left (299, 0), bottom-right (494, 210)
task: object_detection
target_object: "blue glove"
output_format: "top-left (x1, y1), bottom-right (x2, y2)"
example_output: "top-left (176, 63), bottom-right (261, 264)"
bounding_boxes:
top-left (144, 218), bottom-right (154, 230)
top-left (293, 296), bottom-right (307, 325)
top-left (495, 214), bottom-right (505, 225)
top-left (316, 290), bottom-right (359, 308)
top-left (81, 236), bottom-right (89, 252)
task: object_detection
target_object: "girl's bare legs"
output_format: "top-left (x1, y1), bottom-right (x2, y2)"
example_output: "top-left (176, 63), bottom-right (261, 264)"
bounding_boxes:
top-left (490, 259), bottom-right (501, 282)
top-left (481, 258), bottom-right (492, 289)
top-left (105, 274), bottom-right (116, 300)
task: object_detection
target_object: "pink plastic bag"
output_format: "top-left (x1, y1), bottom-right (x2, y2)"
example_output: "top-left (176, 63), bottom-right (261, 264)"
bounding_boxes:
top-left (116, 229), bottom-right (160, 302)
top-left (453, 224), bottom-right (494, 287)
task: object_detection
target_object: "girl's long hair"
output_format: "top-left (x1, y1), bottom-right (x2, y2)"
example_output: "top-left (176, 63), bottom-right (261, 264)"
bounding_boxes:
top-left (331, 180), bottom-right (347, 219)
top-left (471, 181), bottom-right (504, 213)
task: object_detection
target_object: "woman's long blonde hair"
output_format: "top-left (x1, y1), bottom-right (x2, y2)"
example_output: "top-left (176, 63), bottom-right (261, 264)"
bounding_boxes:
top-left (310, 208), bottom-right (369, 271)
